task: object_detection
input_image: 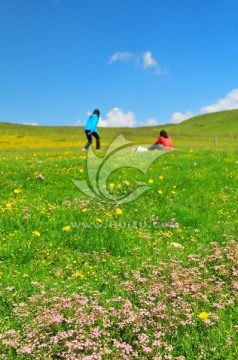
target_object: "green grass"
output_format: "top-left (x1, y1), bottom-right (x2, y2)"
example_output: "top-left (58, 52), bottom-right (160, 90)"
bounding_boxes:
top-left (0, 143), bottom-right (237, 358)
top-left (1, 108), bottom-right (238, 149)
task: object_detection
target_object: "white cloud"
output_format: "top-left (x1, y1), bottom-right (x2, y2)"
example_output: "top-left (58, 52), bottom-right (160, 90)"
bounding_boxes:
top-left (170, 112), bottom-right (194, 124)
top-left (201, 88), bottom-right (238, 113)
top-left (22, 122), bottom-right (38, 126)
top-left (146, 118), bottom-right (158, 126)
top-left (138, 118), bottom-right (158, 127)
top-left (109, 51), bottom-right (162, 75)
top-left (109, 52), bottom-right (134, 63)
top-left (72, 119), bottom-right (84, 126)
top-left (99, 110), bottom-right (159, 128)
top-left (142, 51), bottom-right (161, 74)
top-left (98, 108), bottom-right (136, 128)
top-left (170, 88), bottom-right (238, 124)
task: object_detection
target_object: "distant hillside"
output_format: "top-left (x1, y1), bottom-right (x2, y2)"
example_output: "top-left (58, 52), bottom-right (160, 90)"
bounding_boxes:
top-left (0, 109), bottom-right (238, 150)
top-left (173, 109), bottom-right (238, 136)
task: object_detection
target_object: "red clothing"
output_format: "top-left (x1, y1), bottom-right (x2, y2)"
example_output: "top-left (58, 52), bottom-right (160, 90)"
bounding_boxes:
top-left (155, 136), bottom-right (174, 150)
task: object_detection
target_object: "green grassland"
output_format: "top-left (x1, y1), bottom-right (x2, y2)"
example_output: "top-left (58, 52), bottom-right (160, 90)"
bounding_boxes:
top-left (0, 109), bottom-right (238, 149)
top-left (0, 112), bottom-right (237, 359)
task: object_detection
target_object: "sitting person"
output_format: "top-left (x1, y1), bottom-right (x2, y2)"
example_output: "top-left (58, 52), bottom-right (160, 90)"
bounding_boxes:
top-left (148, 130), bottom-right (174, 151)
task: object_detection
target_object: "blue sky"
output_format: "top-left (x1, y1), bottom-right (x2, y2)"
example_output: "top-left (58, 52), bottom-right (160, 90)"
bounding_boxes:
top-left (1, 0), bottom-right (238, 127)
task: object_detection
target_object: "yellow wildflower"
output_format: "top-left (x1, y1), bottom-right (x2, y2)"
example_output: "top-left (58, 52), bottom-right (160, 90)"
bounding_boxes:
top-left (6, 203), bottom-right (12, 209)
top-left (97, 218), bottom-right (102, 223)
top-left (124, 180), bottom-right (130, 186)
top-left (72, 271), bottom-right (84, 278)
top-left (32, 231), bottom-right (40, 236)
top-left (117, 184), bottom-right (122, 189)
top-left (116, 208), bottom-right (123, 215)
top-left (109, 183), bottom-right (115, 189)
top-left (62, 226), bottom-right (71, 232)
top-left (14, 189), bottom-right (21, 194)
top-left (198, 312), bottom-right (209, 320)
top-left (158, 189), bottom-right (163, 195)
top-left (148, 179), bottom-right (154, 184)
top-left (159, 176), bottom-right (163, 180)
top-left (82, 208), bottom-right (87, 212)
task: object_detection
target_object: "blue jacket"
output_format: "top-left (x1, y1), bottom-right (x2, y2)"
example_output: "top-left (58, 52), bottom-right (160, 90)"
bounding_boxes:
top-left (84, 114), bottom-right (99, 133)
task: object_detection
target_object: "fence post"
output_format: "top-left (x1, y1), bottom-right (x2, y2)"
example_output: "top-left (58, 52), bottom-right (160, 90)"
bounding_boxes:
top-left (214, 133), bottom-right (217, 146)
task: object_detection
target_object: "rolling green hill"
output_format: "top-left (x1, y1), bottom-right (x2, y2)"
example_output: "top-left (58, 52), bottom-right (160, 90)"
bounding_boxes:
top-left (0, 109), bottom-right (238, 149)
top-left (173, 109), bottom-right (238, 135)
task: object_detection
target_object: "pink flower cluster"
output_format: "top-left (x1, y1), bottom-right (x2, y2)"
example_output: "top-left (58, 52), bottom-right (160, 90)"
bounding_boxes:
top-left (0, 241), bottom-right (237, 359)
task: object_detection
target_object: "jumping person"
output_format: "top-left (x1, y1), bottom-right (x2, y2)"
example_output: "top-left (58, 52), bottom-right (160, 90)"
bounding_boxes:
top-left (83, 109), bottom-right (100, 150)
top-left (148, 130), bottom-right (174, 151)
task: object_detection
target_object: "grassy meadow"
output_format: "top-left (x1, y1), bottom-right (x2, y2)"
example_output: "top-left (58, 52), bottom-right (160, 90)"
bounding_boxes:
top-left (1, 109), bottom-right (238, 150)
top-left (0, 111), bottom-right (238, 359)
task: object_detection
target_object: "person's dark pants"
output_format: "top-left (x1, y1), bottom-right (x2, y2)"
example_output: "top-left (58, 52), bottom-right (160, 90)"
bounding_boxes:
top-left (84, 130), bottom-right (100, 150)
top-left (148, 144), bottom-right (164, 151)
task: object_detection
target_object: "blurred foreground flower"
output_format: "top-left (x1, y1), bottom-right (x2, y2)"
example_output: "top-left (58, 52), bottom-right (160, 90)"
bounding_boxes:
top-left (198, 312), bottom-right (209, 320)
top-left (62, 226), bottom-right (71, 232)
top-left (169, 242), bottom-right (184, 250)
top-left (32, 231), bottom-right (40, 237)
top-left (123, 180), bottom-right (130, 186)
top-left (72, 271), bottom-right (84, 278)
